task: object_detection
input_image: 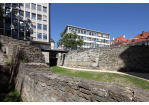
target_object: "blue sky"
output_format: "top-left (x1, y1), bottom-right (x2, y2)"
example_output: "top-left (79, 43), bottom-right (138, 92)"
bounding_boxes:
top-left (51, 3), bottom-right (149, 46)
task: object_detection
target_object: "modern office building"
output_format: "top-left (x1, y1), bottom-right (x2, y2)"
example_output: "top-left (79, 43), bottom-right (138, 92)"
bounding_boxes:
top-left (1, 3), bottom-right (51, 63)
top-left (2, 3), bottom-right (50, 43)
top-left (63, 25), bottom-right (110, 48)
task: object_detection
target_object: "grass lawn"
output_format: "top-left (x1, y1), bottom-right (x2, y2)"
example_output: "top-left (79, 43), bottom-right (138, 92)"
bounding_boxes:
top-left (0, 84), bottom-right (23, 102)
top-left (51, 66), bottom-right (149, 90)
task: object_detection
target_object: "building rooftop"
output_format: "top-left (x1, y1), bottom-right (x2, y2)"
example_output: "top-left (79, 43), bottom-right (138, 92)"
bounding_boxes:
top-left (63, 25), bottom-right (110, 35)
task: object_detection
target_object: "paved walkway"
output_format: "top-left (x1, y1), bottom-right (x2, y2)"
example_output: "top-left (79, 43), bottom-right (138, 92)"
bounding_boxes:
top-left (58, 66), bottom-right (149, 82)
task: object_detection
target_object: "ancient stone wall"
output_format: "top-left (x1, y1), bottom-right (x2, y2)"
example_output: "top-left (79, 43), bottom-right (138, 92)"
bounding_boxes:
top-left (0, 35), bottom-right (45, 65)
top-left (15, 63), bottom-right (149, 102)
top-left (57, 46), bottom-right (149, 72)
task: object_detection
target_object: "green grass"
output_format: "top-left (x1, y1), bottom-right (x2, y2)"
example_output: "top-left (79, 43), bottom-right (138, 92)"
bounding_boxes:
top-left (51, 66), bottom-right (149, 90)
top-left (0, 85), bottom-right (23, 102)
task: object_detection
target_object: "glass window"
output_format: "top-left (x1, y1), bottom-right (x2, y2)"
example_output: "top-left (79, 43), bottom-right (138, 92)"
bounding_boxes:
top-left (81, 30), bottom-right (83, 34)
top-left (38, 24), bottom-right (42, 29)
top-left (13, 19), bottom-right (18, 26)
top-left (94, 38), bottom-right (96, 41)
top-left (89, 37), bottom-right (91, 41)
top-left (38, 33), bottom-right (42, 38)
top-left (84, 36), bottom-right (86, 40)
top-left (94, 33), bottom-right (96, 36)
top-left (69, 28), bottom-right (71, 32)
top-left (96, 39), bottom-right (98, 42)
top-left (89, 32), bottom-right (91, 35)
top-left (72, 29), bottom-right (74, 31)
top-left (78, 30), bottom-right (80, 33)
top-left (43, 25), bottom-right (47, 30)
top-left (32, 23), bottom-right (36, 28)
top-left (78, 36), bottom-right (80, 39)
top-left (43, 34), bottom-right (47, 39)
top-left (19, 3), bottom-right (23, 6)
top-left (26, 3), bottom-right (30, 8)
top-left (43, 15), bottom-right (47, 21)
top-left (6, 8), bottom-right (11, 14)
top-left (32, 13), bottom-right (36, 19)
top-left (13, 30), bottom-right (17, 35)
top-left (26, 12), bottom-right (30, 17)
top-left (84, 31), bottom-right (86, 34)
top-left (75, 29), bottom-right (77, 33)
top-left (12, 9), bottom-right (18, 15)
top-left (86, 31), bottom-right (89, 35)
top-left (99, 34), bottom-right (101, 37)
top-left (32, 3), bottom-right (36, 9)
top-left (43, 7), bottom-right (47, 12)
top-left (20, 10), bottom-right (24, 16)
top-left (38, 5), bottom-right (41, 11)
top-left (20, 21), bottom-right (24, 26)
top-left (92, 38), bottom-right (94, 41)
top-left (81, 36), bottom-right (83, 39)
top-left (37, 14), bottom-right (42, 20)
top-left (92, 32), bottom-right (94, 36)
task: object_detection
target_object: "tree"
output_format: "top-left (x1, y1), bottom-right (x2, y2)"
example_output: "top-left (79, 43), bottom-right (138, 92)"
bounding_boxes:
top-left (57, 31), bottom-right (84, 49)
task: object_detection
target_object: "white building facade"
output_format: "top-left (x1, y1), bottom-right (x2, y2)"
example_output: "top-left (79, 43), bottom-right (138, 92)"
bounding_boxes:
top-left (2, 3), bottom-right (50, 43)
top-left (63, 25), bottom-right (110, 48)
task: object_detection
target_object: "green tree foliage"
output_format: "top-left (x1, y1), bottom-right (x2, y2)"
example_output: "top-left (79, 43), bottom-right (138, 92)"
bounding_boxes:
top-left (57, 31), bottom-right (84, 49)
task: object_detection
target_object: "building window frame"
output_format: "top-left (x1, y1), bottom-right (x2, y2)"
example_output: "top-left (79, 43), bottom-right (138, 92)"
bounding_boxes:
top-left (26, 3), bottom-right (30, 8)
top-left (38, 24), bottom-right (42, 29)
top-left (32, 3), bottom-right (36, 10)
top-left (38, 33), bottom-right (42, 38)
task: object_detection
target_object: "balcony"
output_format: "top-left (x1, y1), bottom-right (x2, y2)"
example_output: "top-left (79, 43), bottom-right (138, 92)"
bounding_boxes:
top-left (20, 26), bottom-right (24, 31)
top-left (5, 24), bottom-right (11, 30)
top-left (4, 13), bottom-right (11, 18)
top-left (5, 3), bottom-right (11, 7)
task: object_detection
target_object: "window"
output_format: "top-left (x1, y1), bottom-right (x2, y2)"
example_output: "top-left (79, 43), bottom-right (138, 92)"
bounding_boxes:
top-left (96, 39), bottom-right (98, 42)
top-left (26, 12), bottom-right (30, 17)
top-left (81, 30), bottom-right (83, 34)
top-left (20, 10), bottom-right (24, 16)
top-left (72, 29), bottom-right (74, 31)
top-left (19, 3), bottom-right (24, 6)
top-left (99, 34), bottom-right (101, 37)
top-left (43, 7), bottom-right (47, 12)
top-left (69, 28), bottom-right (71, 32)
top-left (81, 36), bottom-right (83, 39)
top-left (84, 36), bottom-right (86, 40)
top-left (32, 13), bottom-right (36, 19)
top-left (38, 24), bottom-right (42, 29)
top-left (38, 5), bottom-right (41, 11)
top-left (38, 33), bottom-right (42, 38)
top-left (86, 37), bottom-right (89, 41)
top-left (94, 33), bottom-right (96, 36)
top-left (32, 23), bottom-right (36, 28)
top-left (13, 19), bottom-right (18, 26)
top-left (37, 14), bottom-right (42, 20)
top-left (13, 30), bottom-right (17, 35)
top-left (43, 25), bottom-right (47, 30)
top-left (6, 8), bottom-right (11, 14)
top-left (12, 9), bottom-right (18, 15)
top-left (26, 3), bottom-right (30, 8)
top-left (89, 32), bottom-right (91, 35)
top-left (86, 31), bottom-right (89, 35)
top-left (43, 34), bottom-right (47, 39)
top-left (89, 37), bottom-right (91, 41)
top-left (75, 29), bottom-right (77, 33)
top-left (92, 32), bottom-right (94, 36)
top-left (32, 3), bottom-right (36, 9)
top-left (43, 15), bottom-right (47, 21)
top-left (78, 30), bottom-right (80, 33)
top-left (78, 36), bottom-right (80, 39)
top-left (84, 31), bottom-right (86, 34)
top-left (20, 21), bottom-right (24, 26)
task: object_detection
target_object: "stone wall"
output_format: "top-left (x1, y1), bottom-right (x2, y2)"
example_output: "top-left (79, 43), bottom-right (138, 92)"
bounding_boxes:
top-left (0, 35), bottom-right (45, 65)
top-left (57, 46), bottom-right (149, 72)
top-left (15, 63), bottom-right (149, 102)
